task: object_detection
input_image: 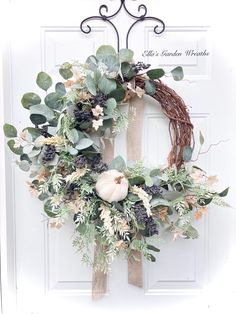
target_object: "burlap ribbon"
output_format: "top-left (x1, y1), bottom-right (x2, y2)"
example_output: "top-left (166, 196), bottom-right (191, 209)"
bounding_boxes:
top-left (127, 94), bottom-right (144, 288)
top-left (92, 94), bottom-right (144, 298)
top-left (92, 138), bottom-right (114, 300)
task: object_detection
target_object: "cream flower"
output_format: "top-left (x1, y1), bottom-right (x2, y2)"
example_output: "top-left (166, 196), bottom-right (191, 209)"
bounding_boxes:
top-left (64, 167), bottom-right (87, 183)
top-left (100, 204), bottom-right (114, 235)
top-left (67, 196), bottom-right (86, 214)
top-left (41, 135), bottom-right (66, 146)
top-left (92, 119), bottom-right (103, 131)
top-left (92, 105), bottom-right (104, 118)
top-left (127, 82), bottom-right (145, 98)
top-left (130, 185), bottom-right (152, 216)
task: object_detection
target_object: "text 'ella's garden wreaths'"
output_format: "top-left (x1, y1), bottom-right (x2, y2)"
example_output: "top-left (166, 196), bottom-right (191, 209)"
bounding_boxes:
top-left (3, 45), bottom-right (229, 299)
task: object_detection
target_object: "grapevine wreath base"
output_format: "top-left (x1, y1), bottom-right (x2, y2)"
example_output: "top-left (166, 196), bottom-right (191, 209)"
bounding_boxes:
top-left (4, 45), bottom-right (228, 298)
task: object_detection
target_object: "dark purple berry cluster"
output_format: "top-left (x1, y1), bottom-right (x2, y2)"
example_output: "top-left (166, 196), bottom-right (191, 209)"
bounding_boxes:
top-left (132, 62), bottom-right (151, 73)
top-left (75, 154), bottom-right (108, 174)
top-left (134, 203), bottom-right (158, 237)
top-left (64, 183), bottom-right (78, 200)
top-left (75, 155), bottom-right (88, 168)
top-left (74, 107), bottom-right (92, 123)
top-left (142, 184), bottom-right (161, 196)
top-left (90, 92), bottom-right (107, 107)
top-left (42, 145), bottom-right (56, 163)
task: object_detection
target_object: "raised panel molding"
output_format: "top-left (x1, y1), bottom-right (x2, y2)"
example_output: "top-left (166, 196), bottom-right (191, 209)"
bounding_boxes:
top-left (144, 26), bottom-right (211, 80)
top-left (143, 113), bottom-right (210, 294)
top-left (41, 26), bottom-right (108, 75)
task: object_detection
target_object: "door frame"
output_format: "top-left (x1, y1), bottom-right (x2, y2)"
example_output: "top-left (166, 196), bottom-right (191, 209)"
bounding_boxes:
top-left (0, 1), bottom-right (17, 313)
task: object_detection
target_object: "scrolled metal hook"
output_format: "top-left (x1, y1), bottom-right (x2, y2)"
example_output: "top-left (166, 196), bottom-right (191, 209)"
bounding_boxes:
top-left (80, 0), bottom-right (165, 51)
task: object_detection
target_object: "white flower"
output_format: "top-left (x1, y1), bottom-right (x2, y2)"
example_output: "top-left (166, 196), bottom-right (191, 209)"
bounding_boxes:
top-left (92, 119), bottom-right (103, 131)
top-left (92, 105), bottom-right (104, 118)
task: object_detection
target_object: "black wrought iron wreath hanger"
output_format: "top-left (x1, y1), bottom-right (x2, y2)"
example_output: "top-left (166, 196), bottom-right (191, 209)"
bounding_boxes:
top-left (80, 0), bottom-right (165, 51)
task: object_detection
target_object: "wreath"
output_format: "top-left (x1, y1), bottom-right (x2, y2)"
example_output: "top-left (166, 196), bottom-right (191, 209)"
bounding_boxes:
top-left (3, 45), bottom-right (228, 294)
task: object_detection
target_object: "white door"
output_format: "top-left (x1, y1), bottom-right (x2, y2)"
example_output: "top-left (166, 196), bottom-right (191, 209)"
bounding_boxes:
top-left (2, 0), bottom-right (236, 314)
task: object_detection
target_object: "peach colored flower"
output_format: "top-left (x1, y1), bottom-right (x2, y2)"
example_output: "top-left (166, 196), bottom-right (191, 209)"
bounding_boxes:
top-left (207, 175), bottom-right (218, 187)
top-left (194, 210), bottom-right (203, 220)
top-left (64, 80), bottom-right (75, 88)
top-left (185, 195), bottom-right (197, 206)
top-left (190, 169), bottom-right (205, 183)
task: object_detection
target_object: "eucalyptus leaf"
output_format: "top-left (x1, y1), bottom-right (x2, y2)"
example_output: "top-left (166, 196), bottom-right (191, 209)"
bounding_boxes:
top-left (145, 176), bottom-right (153, 187)
top-left (94, 70), bottom-right (102, 85)
top-left (30, 104), bottom-right (54, 121)
top-left (85, 75), bottom-right (97, 96)
top-left (45, 92), bottom-right (63, 110)
top-left (104, 98), bottom-right (117, 115)
top-left (47, 126), bottom-right (57, 136)
top-left (171, 66), bottom-right (184, 81)
top-left (55, 82), bottom-right (66, 96)
top-left (3, 123), bottom-right (17, 138)
top-left (108, 82), bottom-right (126, 102)
top-left (59, 62), bottom-right (73, 80)
top-left (150, 168), bottom-right (161, 177)
top-left (100, 55), bottom-right (120, 78)
top-left (7, 139), bottom-right (23, 155)
top-left (76, 138), bottom-right (93, 150)
top-left (67, 128), bottom-right (79, 144)
top-left (86, 55), bottom-right (98, 71)
top-left (21, 92), bottom-right (41, 109)
top-left (96, 45), bottom-right (117, 60)
top-left (36, 72), bottom-right (52, 91)
top-left (30, 114), bottom-right (47, 125)
top-left (20, 154), bottom-right (31, 163)
top-left (182, 146), bottom-right (193, 162)
top-left (147, 68), bottom-right (165, 80)
top-left (121, 62), bottom-right (136, 81)
top-left (145, 80), bottom-right (156, 96)
top-left (27, 149), bottom-right (41, 158)
top-left (59, 68), bottom-right (73, 80)
top-left (150, 197), bottom-right (169, 208)
top-left (23, 144), bottom-right (34, 154)
top-left (68, 146), bottom-right (78, 156)
top-left (129, 176), bottom-right (145, 186)
top-left (98, 76), bottom-right (116, 95)
top-left (119, 48), bottom-right (134, 63)
top-left (109, 155), bottom-right (126, 171)
top-left (18, 160), bottom-right (30, 172)
top-left (23, 127), bottom-right (42, 140)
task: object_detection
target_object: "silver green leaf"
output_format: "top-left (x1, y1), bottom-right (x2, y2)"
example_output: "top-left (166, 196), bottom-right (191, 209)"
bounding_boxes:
top-left (119, 48), bottom-right (134, 63)
top-left (85, 75), bottom-right (97, 96)
top-left (96, 45), bottom-right (117, 60)
top-left (76, 138), bottom-right (93, 150)
top-left (171, 66), bottom-right (184, 81)
top-left (21, 92), bottom-right (41, 109)
top-left (3, 123), bottom-right (17, 138)
top-left (36, 72), bottom-right (53, 91)
top-left (98, 76), bottom-right (116, 95)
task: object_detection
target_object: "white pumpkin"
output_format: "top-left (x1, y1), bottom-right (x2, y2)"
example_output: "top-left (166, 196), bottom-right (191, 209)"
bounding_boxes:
top-left (95, 170), bottom-right (129, 203)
